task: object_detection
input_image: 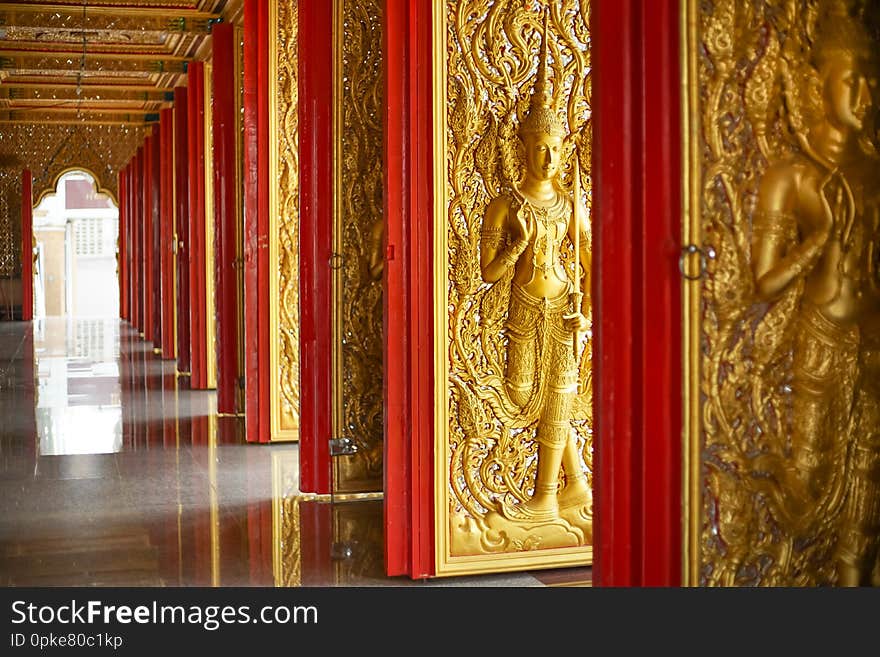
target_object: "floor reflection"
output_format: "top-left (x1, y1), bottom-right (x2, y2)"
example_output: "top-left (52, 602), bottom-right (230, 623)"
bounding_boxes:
top-left (0, 319), bottom-right (590, 587)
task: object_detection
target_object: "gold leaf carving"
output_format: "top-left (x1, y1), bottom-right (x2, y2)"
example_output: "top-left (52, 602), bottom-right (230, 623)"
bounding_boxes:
top-left (277, 0), bottom-right (300, 431)
top-left (695, 0), bottom-right (880, 586)
top-left (444, 0), bottom-right (592, 558)
top-left (335, 0), bottom-right (385, 490)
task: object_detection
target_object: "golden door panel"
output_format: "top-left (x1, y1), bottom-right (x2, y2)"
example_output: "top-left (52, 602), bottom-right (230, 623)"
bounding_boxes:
top-left (435, 0), bottom-right (593, 575)
top-left (331, 0), bottom-right (385, 494)
top-left (271, 0), bottom-right (300, 440)
top-left (204, 60), bottom-right (217, 389)
top-left (684, 0), bottom-right (880, 586)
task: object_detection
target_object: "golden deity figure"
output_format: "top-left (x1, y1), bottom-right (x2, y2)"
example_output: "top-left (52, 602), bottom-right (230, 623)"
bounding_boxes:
top-left (748, 2), bottom-right (880, 582)
top-left (478, 25), bottom-right (592, 529)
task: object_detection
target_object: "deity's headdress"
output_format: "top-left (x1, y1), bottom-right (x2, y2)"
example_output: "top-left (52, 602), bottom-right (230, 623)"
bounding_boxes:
top-left (813, 0), bottom-right (874, 67)
top-left (519, 8), bottom-right (567, 140)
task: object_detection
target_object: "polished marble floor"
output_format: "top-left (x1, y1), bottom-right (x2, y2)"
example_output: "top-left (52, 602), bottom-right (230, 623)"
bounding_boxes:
top-left (0, 318), bottom-right (591, 587)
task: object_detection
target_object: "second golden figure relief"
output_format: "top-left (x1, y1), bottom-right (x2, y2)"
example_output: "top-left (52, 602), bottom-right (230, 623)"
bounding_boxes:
top-left (695, 0), bottom-right (880, 585)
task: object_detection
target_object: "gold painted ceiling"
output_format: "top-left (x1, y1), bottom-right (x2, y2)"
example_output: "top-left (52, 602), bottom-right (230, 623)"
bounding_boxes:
top-left (0, 1), bottom-right (235, 124)
top-left (0, 0), bottom-right (241, 201)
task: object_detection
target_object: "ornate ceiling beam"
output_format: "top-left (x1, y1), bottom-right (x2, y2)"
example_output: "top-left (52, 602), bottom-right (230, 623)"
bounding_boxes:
top-left (0, 54), bottom-right (187, 73)
top-left (1, 81), bottom-right (173, 92)
top-left (0, 108), bottom-right (158, 124)
top-left (0, 47), bottom-right (190, 62)
top-left (0, 4), bottom-right (217, 25)
top-left (0, 86), bottom-right (173, 102)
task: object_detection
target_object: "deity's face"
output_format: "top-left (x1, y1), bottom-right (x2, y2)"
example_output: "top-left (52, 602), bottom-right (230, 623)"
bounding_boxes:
top-left (822, 50), bottom-right (873, 133)
top-left (522, 132), bottom-right (563, 182)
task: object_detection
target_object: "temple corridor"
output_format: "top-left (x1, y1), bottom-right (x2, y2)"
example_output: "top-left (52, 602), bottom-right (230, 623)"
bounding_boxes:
top-left (0, 318), bottom-right (590, 587)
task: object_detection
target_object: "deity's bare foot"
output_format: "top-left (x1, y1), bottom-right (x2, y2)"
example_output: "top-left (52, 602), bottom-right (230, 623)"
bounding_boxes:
top-left (558, 475), bottom-right (591, 511)
top-left (497, 495), bottom-right (559, 523)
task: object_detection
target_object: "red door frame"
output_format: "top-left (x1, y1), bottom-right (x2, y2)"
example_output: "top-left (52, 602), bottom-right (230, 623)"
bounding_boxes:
top-left (188, 61), bottom-right (208, 390)
top-left (381, 0), bottom-right (683, 583)
top-left (160, 108), bottom-right (176, 360)
top-left (134, 147), bottom-right (144, 333)
top-left (591, 0), bottom-right (682, 587)
top-left (21, 170), bottom-right (33, 322)
top-left (118, 167), bottom-right (127, 321)
top-left (211, 22), bottom-right (241, 415)
top-left (149, 127), bottom-right (162, 349)
top-left (174, 86), bottom-right (191, 374)
top-left (298, 0), bottom-right (333, 494)
top-left (143, 133), bottom-right (154, 342)
top-left (382, 0), bottom-right (435, 579)
top-left (243, 0), bottom-right (271, 443)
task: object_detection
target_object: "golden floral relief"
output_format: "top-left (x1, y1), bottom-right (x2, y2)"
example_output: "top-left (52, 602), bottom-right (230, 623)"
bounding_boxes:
top-left (694, 0), bottom-right (880, 586)
top-left (277, 0), bottom-right (300, 432)
top-left (442, 0), bottom-right (592, 558)
top-left (334, 0), bottom-right (385, 491)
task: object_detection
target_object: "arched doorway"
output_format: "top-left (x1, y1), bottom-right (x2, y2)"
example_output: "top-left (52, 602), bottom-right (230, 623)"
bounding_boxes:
top-left (33, 169), bottom-right (119, 319)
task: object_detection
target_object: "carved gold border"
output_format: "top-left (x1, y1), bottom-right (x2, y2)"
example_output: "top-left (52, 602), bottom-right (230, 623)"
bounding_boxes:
top-left (269, 0), bottom-right (298, 442)
top-left (204, 59), bottom-right (218, 390)
top-left (432, 0), bottom-right (592, 576)
top-left (681, 0), bottom-right (701, 587)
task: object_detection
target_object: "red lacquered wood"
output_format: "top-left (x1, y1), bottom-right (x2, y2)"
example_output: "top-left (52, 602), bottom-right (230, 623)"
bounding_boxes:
top-left (127, 162), bottom-right (136, 327)
top-left (243, 0), bottom-right (271, 442)
top-left (135, 147), bottom-right (144, 333)
top-left (212, 22), bottom-right (241, 415)
top-left (298, 0), bottom-right (333, 493)
top-left (174, 86), bottom-right (191, 373)
top-left (21, 170), bottom-right (33, 321)
top-left (592, 0), bottom-right (636, 588)
top-left (126, 160), bottom-right (132, 325)
top-left (143, 132), bottom-right (155, 342)
top-left (118, 168), bottom-right (127, 321)
top-left (592, 0), bottom-right (683, 586)
top-left (638, 0), bottom-right (682, 586)
top-left (150, 127), bottom-right (162, 348)
top-left (383, 0), bottom-right (435, 579)
top-left (188, 61), bottom-right (208, 390)
top-left (160, 108), bottom-right (176, 359)
top-left (130, 155), bottom-right (137, 328)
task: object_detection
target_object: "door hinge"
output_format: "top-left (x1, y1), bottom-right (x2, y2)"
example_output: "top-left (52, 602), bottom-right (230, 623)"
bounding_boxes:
top-left (329, 437), bottom-right (358, 457)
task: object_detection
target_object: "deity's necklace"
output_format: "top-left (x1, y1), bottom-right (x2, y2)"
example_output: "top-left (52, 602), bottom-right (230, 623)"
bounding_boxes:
top-left (524, 192), bottom-right (567, 274)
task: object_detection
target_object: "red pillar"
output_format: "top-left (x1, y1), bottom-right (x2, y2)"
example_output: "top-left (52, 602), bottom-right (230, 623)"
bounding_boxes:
top-left (174, 86), bottom-right (191, 374)
top-left (382, 0), bottom-right (435, 579)
top-left (188, 61), bottom-right (208, 389)
top-left (160, 108), bottom-right (176, 359)
top-left (119, 166), bottom-right (128, 321)
top-left (20, 170), bottom-right (33, 321)
top-left (212, 22), bottom-right (241, 415)
top-left (243, 0), bottom-right (270, 442)
top-left (143, 134), bottom-right (155, 342)
top-left (134, 147), bottom-right (144, 332)
top-left (592, 0), bottom-right (682, 586)
top-left (298, 0), bottom-right (333, 493)
top-left (150, 128), bottom-right (162, 348)
top-left (126, 162), bottom-right (134, 325)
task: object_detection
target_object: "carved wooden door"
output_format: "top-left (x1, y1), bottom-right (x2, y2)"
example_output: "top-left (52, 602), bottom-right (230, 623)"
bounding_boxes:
top-left (327, 0), bottom-right (386, 497)
top-left (683, 0), bottom-right (880, 587)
